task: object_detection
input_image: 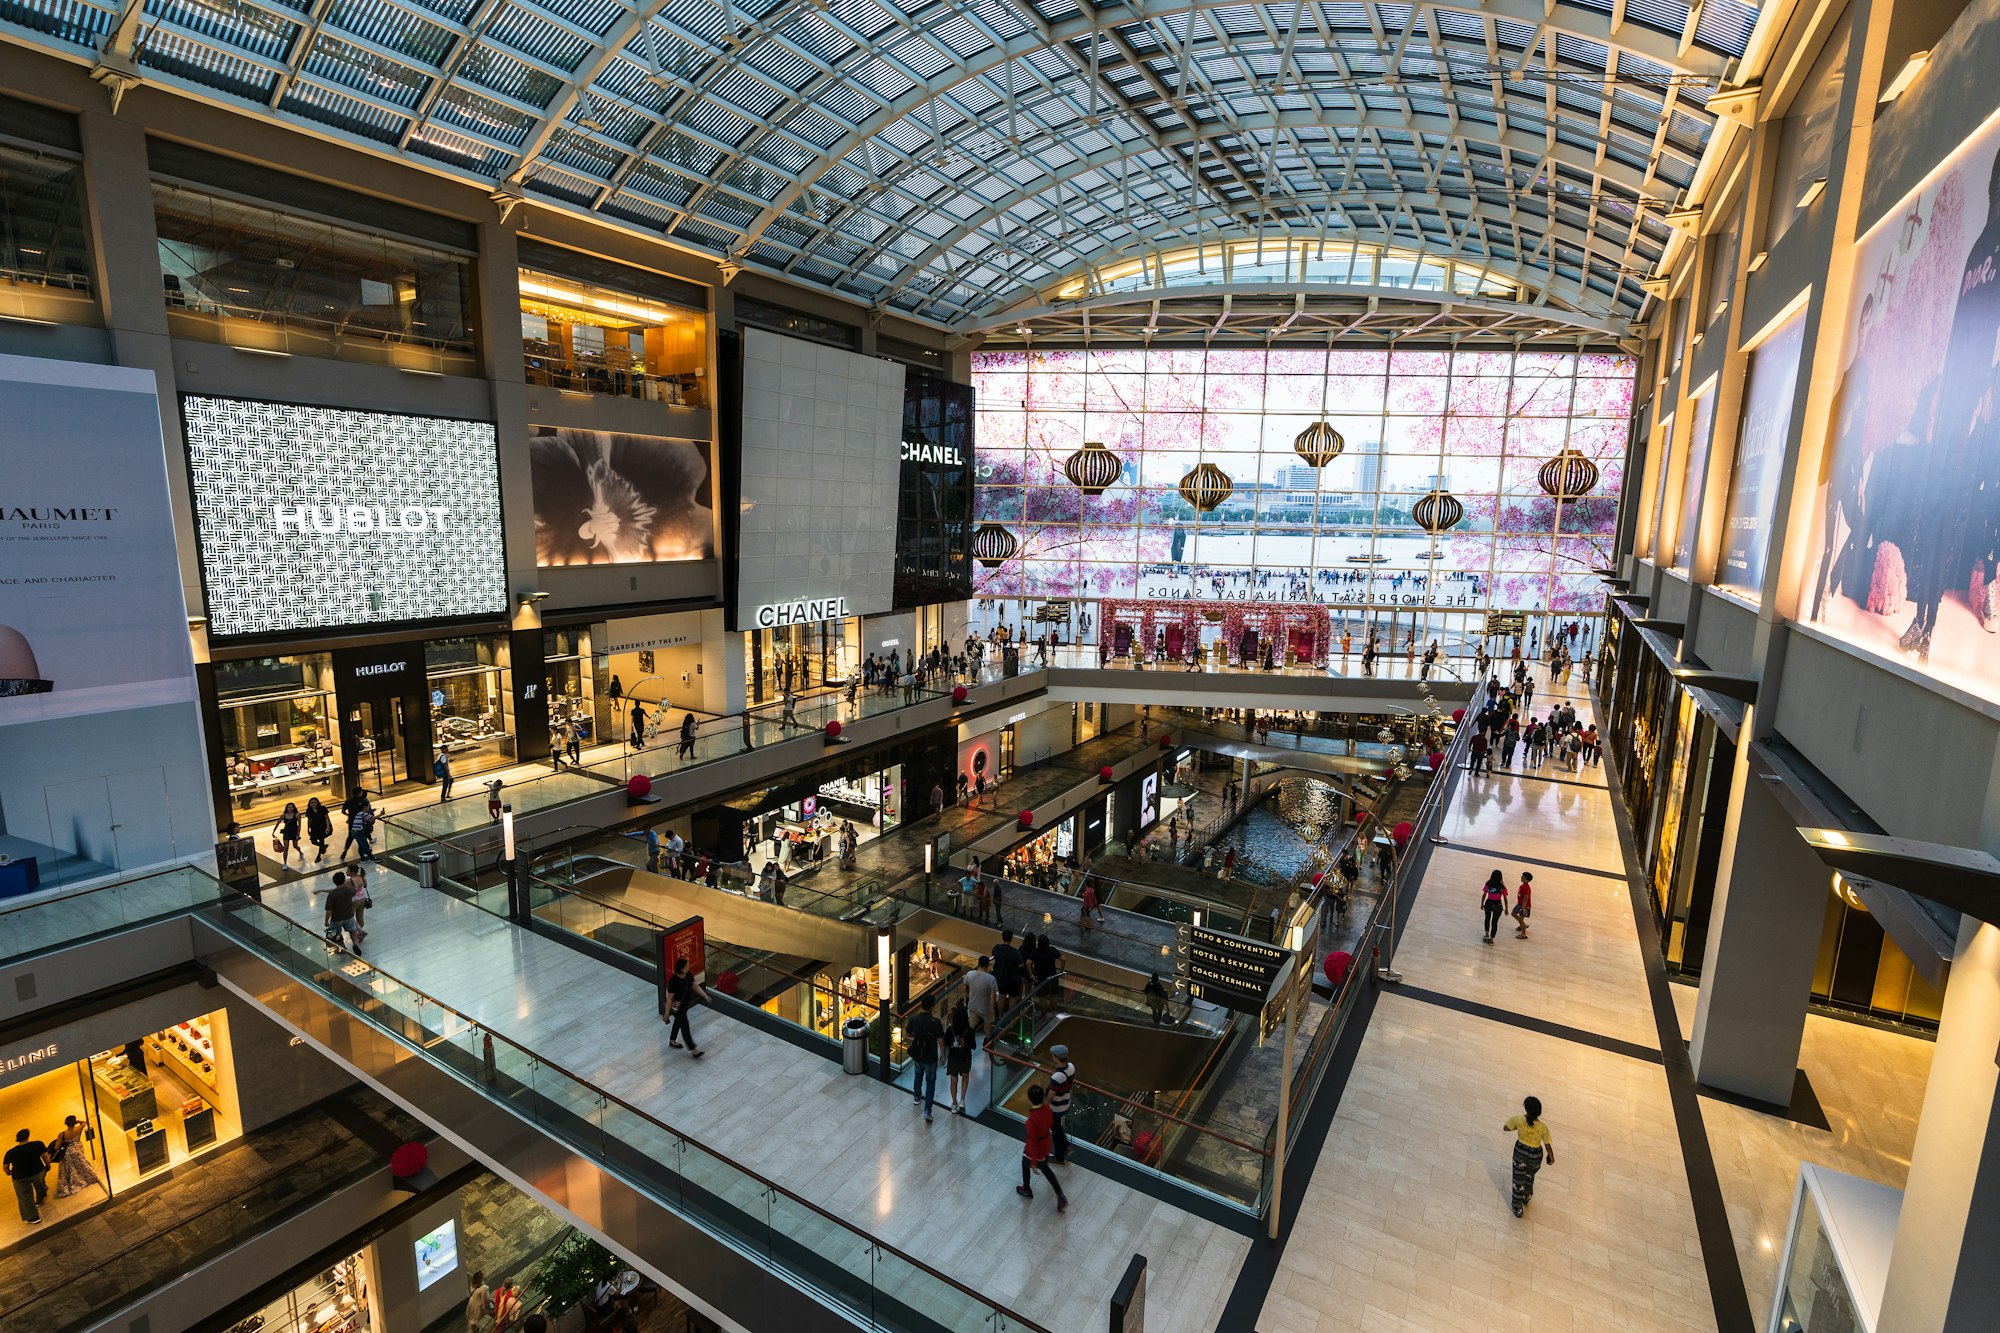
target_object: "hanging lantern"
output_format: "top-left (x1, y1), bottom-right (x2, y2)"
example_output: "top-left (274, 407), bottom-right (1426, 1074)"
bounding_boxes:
top-left (1063, 440), bottom-right (1122, 495)
top-left (1411, 488), bottom-right (1465, 534)
top-left (971, 523), bottom-right (1018, 568)
top-left (1538, 448), bottom-right (1601, 501)
top-left (1292, 420), bottom-right (1346, 467)
top-left (1178, 462), bottom-right (1234, 513)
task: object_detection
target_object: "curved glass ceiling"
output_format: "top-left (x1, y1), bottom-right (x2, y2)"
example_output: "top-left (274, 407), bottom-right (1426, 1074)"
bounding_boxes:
top-left (3, 0), bottom-right (1759, 328)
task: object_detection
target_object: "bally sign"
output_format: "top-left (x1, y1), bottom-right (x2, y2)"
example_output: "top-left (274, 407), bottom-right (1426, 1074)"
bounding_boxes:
top-left (753, 596), bottom-right (850, 628)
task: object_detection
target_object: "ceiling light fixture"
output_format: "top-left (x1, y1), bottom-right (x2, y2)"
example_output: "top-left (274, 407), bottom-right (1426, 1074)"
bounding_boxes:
top-left (0, 313), bottom-right (58, 327)
top-left (231, 345), bottom-right (291, 358)
top-left (1879, 50), bottom-right (1932, 104)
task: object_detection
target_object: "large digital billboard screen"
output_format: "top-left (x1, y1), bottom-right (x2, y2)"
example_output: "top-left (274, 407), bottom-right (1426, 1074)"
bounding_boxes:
top-left (183, 397), bottom-right (507, 638)
top-left (529, 426), bottom-right (715, 567)
top-left (971, 347), bottom-right (1632, 653)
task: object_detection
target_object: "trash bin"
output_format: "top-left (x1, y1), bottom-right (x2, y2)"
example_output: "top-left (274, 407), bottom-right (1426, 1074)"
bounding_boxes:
top-left (416, 850), bottom-right (440, 890)
top-left (841, 1017), bottom-right (871, 1075)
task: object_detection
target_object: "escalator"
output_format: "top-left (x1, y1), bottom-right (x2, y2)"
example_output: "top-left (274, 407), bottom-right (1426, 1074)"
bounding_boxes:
top-left (189, 892), bottom-right (1042, 1333)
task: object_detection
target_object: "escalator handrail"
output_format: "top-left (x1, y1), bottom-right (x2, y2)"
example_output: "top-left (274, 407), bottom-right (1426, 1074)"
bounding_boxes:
top-left (195, 888), bottom-right (1052, 1333)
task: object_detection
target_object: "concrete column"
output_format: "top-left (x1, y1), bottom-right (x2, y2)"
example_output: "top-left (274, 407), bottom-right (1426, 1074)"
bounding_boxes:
top-left (699, 611), bottom-right (746, 715)
top-left (75, 110), bottom-right (208, 614)
top-left (1687, 750), bottom-right (1828, 1104)
top-left (475, 219), bottom-right (538, 592)
top-left (1876, 918), bottom-right (2000, 1332)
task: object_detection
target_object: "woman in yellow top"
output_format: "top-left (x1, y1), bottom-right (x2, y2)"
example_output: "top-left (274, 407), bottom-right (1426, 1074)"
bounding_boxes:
top-left (1502, 1095), bottom-right (1554, 1217)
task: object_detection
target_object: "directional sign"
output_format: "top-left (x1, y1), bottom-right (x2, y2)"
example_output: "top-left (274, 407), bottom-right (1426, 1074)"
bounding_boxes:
top-left (1186, 926), bottom-right (1288, 1015)
top-left (1485, 611), bottom-right (1527, 637)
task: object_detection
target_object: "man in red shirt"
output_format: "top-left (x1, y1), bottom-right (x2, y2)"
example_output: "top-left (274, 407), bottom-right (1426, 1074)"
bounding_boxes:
top-left (1016, 1085), bottom-right (1068, 1211)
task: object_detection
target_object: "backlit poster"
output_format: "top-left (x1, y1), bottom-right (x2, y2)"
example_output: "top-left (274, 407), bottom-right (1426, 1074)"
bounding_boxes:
top-left (1719, 309), bottom-right (1807, 597)
top-left (1671, 385), bottom-right (1717, 572)
top-left (1804, 107), bottom-right (2000, 702)
top-left (0, 355), bottom-right (209, 887)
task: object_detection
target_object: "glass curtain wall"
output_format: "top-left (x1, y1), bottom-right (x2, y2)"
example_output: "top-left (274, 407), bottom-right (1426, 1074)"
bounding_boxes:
top-left (972, 347), bottom-right (1632, 661)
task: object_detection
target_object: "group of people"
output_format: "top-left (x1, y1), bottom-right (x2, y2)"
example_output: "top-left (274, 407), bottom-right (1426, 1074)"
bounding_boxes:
top-left (270, 789), bottom-right (378, 868)
top-left (6, 1118), bottom-right (99, 1225)
top-left (1464, 669), bottom-right (1598, 775)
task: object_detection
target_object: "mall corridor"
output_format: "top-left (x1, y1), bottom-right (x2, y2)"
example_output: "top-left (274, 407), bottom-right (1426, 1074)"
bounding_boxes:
top-left (1251, 678), bottom-right (1933, 1333)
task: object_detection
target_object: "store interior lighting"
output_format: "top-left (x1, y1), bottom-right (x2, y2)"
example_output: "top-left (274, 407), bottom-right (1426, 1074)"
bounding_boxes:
top-left (518, 274), bottom-right (689, 328)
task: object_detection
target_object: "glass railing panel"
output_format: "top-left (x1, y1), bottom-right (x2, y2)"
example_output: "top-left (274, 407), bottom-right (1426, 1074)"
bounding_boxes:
top-left (0, 865), bottom-right (232, 965)
top-left (197, 895), bottom-right (1045, 1329)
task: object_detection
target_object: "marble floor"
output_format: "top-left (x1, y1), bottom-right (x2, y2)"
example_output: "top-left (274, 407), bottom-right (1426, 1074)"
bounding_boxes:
top-left (184, 665), bottom-right (1933, 1333)
top-left (1256, 676), bottom-right (1933, 1333)
top-left (244, 862), bottom-right (1250, 1333)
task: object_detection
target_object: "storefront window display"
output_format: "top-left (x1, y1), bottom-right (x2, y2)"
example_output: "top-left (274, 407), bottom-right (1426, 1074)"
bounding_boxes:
top-left (744, 761), bottom-right (903, 875)
top-left (425, 636), bottom-right (513, 777)
top-left (1811, 884), bottom-right (1945, 1029)
top-left (0, 1009), bottom-right (241, 1248)
top-left (544, 628), bottom-right (595, 747)
top-left (227, 1251), bottom-right (372, 1333)
top-left (1001, 815), bottom-right (1079, 887)
top-left (217, 654), bottom-right (342, 823)
top-left (748, 618), bottom-right (861, 703)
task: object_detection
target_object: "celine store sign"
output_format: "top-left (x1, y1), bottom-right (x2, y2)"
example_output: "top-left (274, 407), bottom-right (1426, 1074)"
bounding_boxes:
top-left (753, 596), bottom-right (851, 629)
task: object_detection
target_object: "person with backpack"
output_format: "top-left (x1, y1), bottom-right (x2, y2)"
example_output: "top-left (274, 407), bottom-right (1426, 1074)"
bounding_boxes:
top-left (1502, 1095), bottom-right (1555, 1216)
top-left (666, 958), bottom-right (708, 1057)
top-left (943, 1003), bottom-right (975, 1114)
top-left (338, 797), bottom-right (376, 862)
top-left (904, 994), bottom-right (945, 1123)
top-left (1513, 873), bottom-right (1534, 937)
top-left (1480, 869), bottom-right (1509, 943)
top-left (434, 751), bottom-right (454, 802)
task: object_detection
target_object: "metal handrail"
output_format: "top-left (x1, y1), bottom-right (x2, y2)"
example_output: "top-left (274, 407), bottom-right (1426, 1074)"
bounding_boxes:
top-left (198, 881), bottom-right (1050, 1332)
top-left (983, 1047), bottom-right (1273, 1157)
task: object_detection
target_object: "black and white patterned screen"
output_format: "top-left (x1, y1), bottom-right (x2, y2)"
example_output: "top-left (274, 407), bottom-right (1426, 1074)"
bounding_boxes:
top-left (183, 396), bottom-right (508, 638)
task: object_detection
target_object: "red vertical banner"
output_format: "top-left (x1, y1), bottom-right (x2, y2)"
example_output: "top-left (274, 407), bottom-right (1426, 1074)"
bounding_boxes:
top-left (657, 916), bottom-right (707, 1021)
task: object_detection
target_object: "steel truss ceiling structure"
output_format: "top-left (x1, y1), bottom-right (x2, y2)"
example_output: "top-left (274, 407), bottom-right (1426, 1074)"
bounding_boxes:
top-left (0, 0), bottom-right (1757, 337)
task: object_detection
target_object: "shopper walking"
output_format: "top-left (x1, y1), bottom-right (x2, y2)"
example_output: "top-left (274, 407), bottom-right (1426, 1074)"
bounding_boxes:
top-left (1512, 873), bottom-right (1533, 937)
top-left (1079, 877), bottom-right (1105, 929)
top-left (992, 930), bottom-right (1026, 1010)
top-left (629, 702), bottom-right (648, 750)
top-left (679, 711), bottom-right (697, 760)
top-left (666, 957), bottom-right (708, 1057)
top-left (347, 860), bottom-right (371, 939)
top-left (51, 1116), bottom-right (99, 1197)
top-left (435, 751), bottom-right (454, 801)
top-left (1046, 1043), bottom-right (1076, 1165)
top-left (1502, 1096), bottom-right (1555, 1216)
top-left (491, 1278), bottom-right (523, 1331)
top-left (466, 1271), bottom-right (493, 1333)
top-left (6, 1128), bottom-right (49, 1224)
top-left (486, 777), bottom-right (504, 822)
top-left (1468, 729), bottom-right (1490, 776)
top-left (340, 799), bottom-right (377, 862)
top-left (325, 871), bottom-right (362, 952)
top-left (1144, 972), bottom-right (1170, 1025)
top-left (1015, 1085), bottom-right (1068, 1210)
top-left (1480, 869), bottom-right (1508, 943)
top-left (944, 1003), bottom-right (975, 1114)
top-left (905, 994), bottom-right (945, 1122)
top-left (965, 955), bottom-right (999, 1045)
top-left (272, 801), bottom-right (304, 867)
top-left (304, 788), bottom-right (332, 860)
top-left (566, 721), bottom-right (583, 768)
